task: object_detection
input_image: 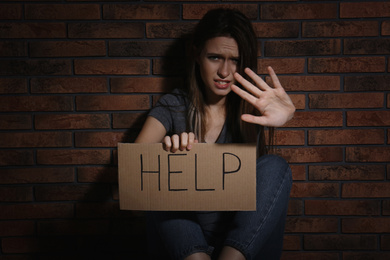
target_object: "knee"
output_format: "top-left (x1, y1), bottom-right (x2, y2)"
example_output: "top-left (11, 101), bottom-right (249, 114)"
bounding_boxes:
top-left (256, 154), bottom-right (292, 184)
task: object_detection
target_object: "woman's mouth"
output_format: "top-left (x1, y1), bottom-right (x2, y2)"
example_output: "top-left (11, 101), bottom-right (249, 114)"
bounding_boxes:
top-left (214, 80), bottom-right (231, 89)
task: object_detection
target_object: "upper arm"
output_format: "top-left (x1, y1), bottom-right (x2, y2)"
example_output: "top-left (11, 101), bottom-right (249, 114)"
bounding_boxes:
top-left (135, 116), bottom-right (167, 144)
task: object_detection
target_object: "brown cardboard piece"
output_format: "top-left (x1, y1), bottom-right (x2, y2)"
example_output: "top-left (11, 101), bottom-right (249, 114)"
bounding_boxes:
top-left (118, 143), bottom-right (256, 211)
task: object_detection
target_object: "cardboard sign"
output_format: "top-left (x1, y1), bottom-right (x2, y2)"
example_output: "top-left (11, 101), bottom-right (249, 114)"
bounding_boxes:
top-left (118, 143), bottom-right (256, 211)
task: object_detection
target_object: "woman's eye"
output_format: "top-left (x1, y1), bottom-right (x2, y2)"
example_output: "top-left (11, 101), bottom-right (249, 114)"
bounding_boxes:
top-left (208, 56), bottom-right (219, 61)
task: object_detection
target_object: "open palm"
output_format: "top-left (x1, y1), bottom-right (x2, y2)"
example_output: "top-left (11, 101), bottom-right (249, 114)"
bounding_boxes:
top-left (231, 66), bottom-right (295, 127)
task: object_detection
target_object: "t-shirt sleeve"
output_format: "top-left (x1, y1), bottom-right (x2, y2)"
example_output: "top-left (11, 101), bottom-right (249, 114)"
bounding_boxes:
top-left (147, 90), bottom-right (187, 134)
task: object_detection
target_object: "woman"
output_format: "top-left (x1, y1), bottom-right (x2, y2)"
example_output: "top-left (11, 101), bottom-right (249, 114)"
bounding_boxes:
top-left (135, 8), bottom-right (295, 260)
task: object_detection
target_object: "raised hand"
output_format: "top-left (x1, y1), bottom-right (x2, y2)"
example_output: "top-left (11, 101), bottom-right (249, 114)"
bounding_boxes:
top-left (231, 66), bottom-right (295, 127)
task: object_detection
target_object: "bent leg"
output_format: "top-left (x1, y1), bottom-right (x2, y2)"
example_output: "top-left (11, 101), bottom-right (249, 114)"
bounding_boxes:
top-left (224, 155), bottom-right (292, 260)
top-left (147, 211), bottom-right (213, 260)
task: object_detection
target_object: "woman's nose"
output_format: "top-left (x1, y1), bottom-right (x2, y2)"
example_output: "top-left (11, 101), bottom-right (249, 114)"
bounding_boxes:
top-left (218, 61), bottom-right (230, 78)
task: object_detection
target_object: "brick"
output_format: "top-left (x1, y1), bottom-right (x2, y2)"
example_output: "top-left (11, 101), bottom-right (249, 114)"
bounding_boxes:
top-left (345, 75), bottom-right (390, 91)
top-left (283, 111), bottom-right (343, 128)
top-left (0, 167), bottom-right (74, 184)
top-left (0, 132), bottom-right (72, 148)
top-left (31, 77), bottom-right (107, 93)
top-left (103, 4), bottom-right (180, 20)
top-left (25, 4), bottom-right (100, 20)
top-left (0, 78), bottom-right (27, 93)
top-left (303, 21), bottom-right (378, 37)
top-left (290, 165), bottom-right (306, 181)
top-left (343, 252), bottom-right (390, 260)
top-left (383, 20), bottom-right (390, 35)
top-left (278, 147), bottom-right (343, 163)
top-left (36, 149), bottom-right (111, 165)
top-left (109, 40), bottom-right (184, 57)
top-left (110, 77), bottom-right (180, 93)
top-left (112, 112), bottom-right (147, 129)
top-left (347, 111), bottom-right (390, 126)
top-left (343, 183), bottom-right (390, 198)
top-left (265, 39), bottom-right (340, 57)
top-left (0, 96), bottom-right (72, 112)
top-left (2, 237), bottom-right (74, 253)
top-left (290, 183), bottom-right (339, 198)
top-left (309, 129), bottom-right (384, 145)
top-left (35, 184), bottom-right (111, 201)
top-left (0, 187), bottom-right (33, 202)
top-left (345, 38), bottom-right (390, 55)
top-left (146, 22), bottom-right (196, 38)
top-left (281, 252), bottom-right (339, 260)
top-left (0, 150), bottom-right (33, 166)
top-left (267, 75), bottom-right (340, 92)
top-left (38, 220), bottom-right (110, 235)
top-left (76, 95), bottom-right (149, 111)
top-left (382, 235), bottom-right (390, 249)
top-left (340, 2), bottom-right (390, 18)
top-left (153, 58), bottom-right (186, 75)
top-left (30, 40), bottom-right (105, 57)
top-left (0, 22), bottom-right (66, 38)
top-left (305, 200), bottom-right (380, 216)
top-left (0, 4), bottom-right (22, 19)
top-left (0, 203), bottom-right (73, 220)
top-left (0, 221), bottom-right (34, 236)
top-left (343, 218), bottom-right (390, 233)
top-left (282, 235), bottom-right (301, 251)
top-left (35, 114), bottom-right (110, 130)
top-left (75, 131), bottom-right (125, 147)
top-left (0, 114), bottom-right (31, 130)
top-left (0, 59), bottom-right (71, 76)
top-left (261, 3), bottom-right (337, 20)
top-left (309, 165), bottom-right (385, 181)
top-left (287, 199), bottom-right (303, 215)
top-left (74, 59), bottom-right (149, 75)
top-left (275, 130), bottom-right (305, 146)
top-left (308, 57), bottom-right (386, 73)
top-left (258, 59), bottom-right (305, 74)
top-left (77, 166), bottom-right (118, 183)
top-left (183, 4), bottom-right (258, 20)
top-left (309, 93), bottom-right (384, 109)
top-left (68, 22), bottom-right (144, 39)
top-left (0, 41), bottom-right (26, 57)
top-left (285, 217), bottom-right (338, 233)
top-left (289, 94), bottom-right (305, 110)
top-left (304, 235), bottom-right (377, 250)
top-left (347, 147), bottom-right (390, 162)
top-left (252, 22), bottom-right (299, 38)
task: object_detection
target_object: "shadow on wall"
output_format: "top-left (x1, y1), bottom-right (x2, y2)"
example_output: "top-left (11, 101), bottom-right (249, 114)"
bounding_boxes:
top-left (65, 36), bottom-right (191, 259)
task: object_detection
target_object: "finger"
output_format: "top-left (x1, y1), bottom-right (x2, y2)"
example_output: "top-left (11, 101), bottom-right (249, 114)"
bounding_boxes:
top-left (231, 84), bottom-right (258, 105)
top-left (179, 132), bottom-right (188, 151)
top-left (267, 66), bottom-right (282, 89)
top-left (163, 136), bottom-right (172, 152)
top-left (171, 134), bottom-right (179, 153)
top-left (241, 114), bottom-right (268, 126)
top-left (244, 67), bottom-right (271, 91)
top-left (234, 72), bottom-right (262, 97)
top-left (187, 132), bottom-right (195, 150)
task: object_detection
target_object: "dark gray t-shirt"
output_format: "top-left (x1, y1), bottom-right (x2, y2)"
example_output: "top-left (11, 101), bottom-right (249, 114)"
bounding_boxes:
top-left (149, 89), bottom-right (231, 143)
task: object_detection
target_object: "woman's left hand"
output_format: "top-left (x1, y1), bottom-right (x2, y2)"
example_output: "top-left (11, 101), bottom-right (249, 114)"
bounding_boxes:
top-left (231, 66), bottom-right (295, 127)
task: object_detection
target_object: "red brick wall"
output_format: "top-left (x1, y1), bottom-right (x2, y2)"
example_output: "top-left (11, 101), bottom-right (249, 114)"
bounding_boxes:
top-left (0, 1), bottom-right (389, 259)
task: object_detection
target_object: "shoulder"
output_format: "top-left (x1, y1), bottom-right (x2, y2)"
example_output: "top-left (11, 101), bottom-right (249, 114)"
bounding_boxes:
top-left (155, 88), bottom-right (189, 107)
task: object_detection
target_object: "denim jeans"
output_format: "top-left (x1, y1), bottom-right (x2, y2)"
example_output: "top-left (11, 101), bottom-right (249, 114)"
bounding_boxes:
top-left (147, 154), bottom-right (292, 260)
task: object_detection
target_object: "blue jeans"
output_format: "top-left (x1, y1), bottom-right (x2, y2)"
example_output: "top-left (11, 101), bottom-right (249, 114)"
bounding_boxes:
top-left (147, 155), bottom-right (292, 260)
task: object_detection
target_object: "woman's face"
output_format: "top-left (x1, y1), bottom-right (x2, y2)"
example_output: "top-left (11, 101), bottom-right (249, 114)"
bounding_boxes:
top-left (197, 36), bottom-right (239, 103)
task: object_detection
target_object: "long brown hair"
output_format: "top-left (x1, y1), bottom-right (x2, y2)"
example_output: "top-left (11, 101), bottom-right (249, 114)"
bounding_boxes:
top-left (186, 8), bottom-right (274, 156)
